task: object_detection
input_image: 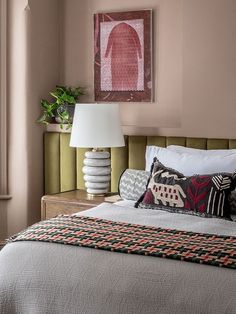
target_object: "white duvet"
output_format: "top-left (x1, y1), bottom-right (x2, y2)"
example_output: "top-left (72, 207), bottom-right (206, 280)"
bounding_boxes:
top-left (76, 200), bottom-right (236, 236)
top-left (1, 200), bottom-right (236, 314)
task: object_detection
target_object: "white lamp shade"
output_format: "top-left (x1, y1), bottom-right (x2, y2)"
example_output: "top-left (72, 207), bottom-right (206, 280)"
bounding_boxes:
top-left (70, 103), bottom-right (125, 148)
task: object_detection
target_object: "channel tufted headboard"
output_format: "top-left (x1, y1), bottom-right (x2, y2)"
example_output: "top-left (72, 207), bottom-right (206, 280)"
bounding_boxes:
top-left (44, 132), bottom-right (236, 194)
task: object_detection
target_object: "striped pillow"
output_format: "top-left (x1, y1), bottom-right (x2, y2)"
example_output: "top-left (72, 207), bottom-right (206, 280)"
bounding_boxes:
top-left (136, 159), bottom-right (236, 219)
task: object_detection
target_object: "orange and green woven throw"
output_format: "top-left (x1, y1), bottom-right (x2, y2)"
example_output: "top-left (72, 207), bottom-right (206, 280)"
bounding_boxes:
top-left (9, 215), bottom-right (236, 269)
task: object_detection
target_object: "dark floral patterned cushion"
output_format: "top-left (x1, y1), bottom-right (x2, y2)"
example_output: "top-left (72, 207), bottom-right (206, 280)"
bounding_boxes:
top-left (135, 158), bottom-right (236, 219)
top-left (229, 190), bottom-right (236, 214)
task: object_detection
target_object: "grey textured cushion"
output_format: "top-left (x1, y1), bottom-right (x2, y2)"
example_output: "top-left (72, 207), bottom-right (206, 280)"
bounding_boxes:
top-left (118, 169), bottom-right (150, 201)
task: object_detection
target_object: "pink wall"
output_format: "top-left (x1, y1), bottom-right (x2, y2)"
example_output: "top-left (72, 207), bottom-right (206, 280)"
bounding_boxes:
top-left (0, 0), bottom-right (60, 241)
top-left (60, 0), bottom-right (236, 138)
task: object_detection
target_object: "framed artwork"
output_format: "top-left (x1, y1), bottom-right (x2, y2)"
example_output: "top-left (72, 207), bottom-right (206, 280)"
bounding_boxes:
top-left (94, 10), bottom-right (152, 102)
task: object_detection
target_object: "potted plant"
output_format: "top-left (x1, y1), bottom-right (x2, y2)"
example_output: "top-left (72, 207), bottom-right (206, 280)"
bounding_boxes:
top-left (37, 85), bottom-right (85, 129)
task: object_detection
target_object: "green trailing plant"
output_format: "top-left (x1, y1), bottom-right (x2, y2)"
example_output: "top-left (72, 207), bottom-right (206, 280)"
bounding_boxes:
top-left (37, 85), bottom-right (85, 129)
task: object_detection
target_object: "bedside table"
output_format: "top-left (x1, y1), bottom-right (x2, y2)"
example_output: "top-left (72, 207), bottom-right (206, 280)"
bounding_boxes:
top-left (41, 189), bottom-right (119, 220)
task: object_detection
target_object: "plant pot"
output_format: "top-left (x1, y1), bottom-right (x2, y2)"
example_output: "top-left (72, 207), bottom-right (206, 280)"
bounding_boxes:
top-left (55, 104), bottom-right (75, 124)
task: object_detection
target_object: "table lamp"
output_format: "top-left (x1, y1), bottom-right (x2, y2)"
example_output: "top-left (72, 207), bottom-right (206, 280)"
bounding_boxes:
top-left (70, 103), bottom-right (125, 195)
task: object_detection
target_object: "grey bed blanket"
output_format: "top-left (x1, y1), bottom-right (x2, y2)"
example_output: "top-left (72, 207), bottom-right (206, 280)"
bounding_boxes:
top-left (1, 241), bottom-right (236, 314)
top-left (0, 202), bottom-right (236, 314)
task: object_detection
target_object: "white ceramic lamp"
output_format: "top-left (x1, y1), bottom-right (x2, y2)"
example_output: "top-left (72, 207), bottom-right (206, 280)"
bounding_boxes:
top-left (70, 103), bottom-right (125, 195)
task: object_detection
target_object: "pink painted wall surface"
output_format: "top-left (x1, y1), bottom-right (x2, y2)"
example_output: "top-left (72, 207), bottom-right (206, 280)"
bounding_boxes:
top-left (0, 0), bottom-right (59, 241)
top-left (60, 0), bottom-right (236, 138)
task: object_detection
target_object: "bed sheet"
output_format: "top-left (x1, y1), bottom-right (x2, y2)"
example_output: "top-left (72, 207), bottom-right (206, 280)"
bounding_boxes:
top-left (75, 201), bottom-right (236, 236)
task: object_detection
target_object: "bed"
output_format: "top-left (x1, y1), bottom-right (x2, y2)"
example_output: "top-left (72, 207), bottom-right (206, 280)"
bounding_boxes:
top-left (0, 135), bottom-right (236, 314)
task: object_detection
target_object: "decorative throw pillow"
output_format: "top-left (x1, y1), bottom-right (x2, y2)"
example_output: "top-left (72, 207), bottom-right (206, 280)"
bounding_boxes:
top-left (229, 190), bottom-right (236, 214)
top-left (118, 169), bottom-right (150, 201)
top-left (136, 158), bottom-right (236, 219)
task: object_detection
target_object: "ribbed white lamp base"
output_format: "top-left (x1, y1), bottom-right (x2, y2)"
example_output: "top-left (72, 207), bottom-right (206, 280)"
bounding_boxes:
top-left (82, 151), bottom-right (111, 195)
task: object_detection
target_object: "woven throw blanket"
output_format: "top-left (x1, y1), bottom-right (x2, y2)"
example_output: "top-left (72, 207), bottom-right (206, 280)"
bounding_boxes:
top-left (9, 215), bottom-right (236, 269)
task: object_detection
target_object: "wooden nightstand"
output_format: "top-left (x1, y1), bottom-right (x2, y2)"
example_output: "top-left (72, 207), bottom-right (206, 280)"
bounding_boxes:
top-left (41, 189), bottom-right (120, 220)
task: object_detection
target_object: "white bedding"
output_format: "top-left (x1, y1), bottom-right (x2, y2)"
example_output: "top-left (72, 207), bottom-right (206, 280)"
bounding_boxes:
top-left (1, 200), bottom-right (236, 314)
top-left (75, 200), bottom-right (236, 236)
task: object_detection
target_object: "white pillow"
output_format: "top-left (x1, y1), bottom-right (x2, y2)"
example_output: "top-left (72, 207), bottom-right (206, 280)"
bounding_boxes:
top-left (146, 146), bottom-right (163, 171)
top-left (167, 145), bottom-right (236, 156)
top-left (145, 146), bottom-right (236, 176)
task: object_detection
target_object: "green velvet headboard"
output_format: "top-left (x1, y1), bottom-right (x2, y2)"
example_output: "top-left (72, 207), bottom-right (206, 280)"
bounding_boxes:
top-left (44, 132), bottom-right (236, 194)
